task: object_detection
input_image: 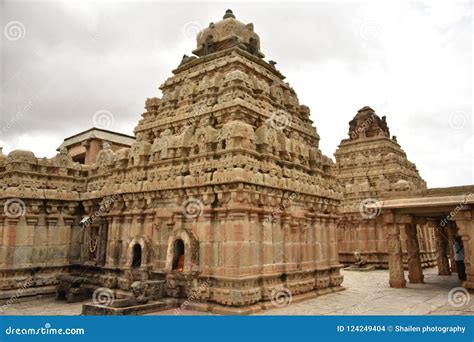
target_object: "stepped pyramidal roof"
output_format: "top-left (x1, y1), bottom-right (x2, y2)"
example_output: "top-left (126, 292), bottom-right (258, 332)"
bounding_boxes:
top-left (334, 106), bottom-right (426, 213)
top-left (123, 9), bottom-right (341, 204)
top-left (0, 9), bottom-right (345, 313)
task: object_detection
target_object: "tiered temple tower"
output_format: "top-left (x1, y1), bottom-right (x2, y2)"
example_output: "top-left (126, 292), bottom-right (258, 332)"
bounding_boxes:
top-left (334, 106), bottom-right (437, 268)
top-left (0, 10), bottom-right (343, 313)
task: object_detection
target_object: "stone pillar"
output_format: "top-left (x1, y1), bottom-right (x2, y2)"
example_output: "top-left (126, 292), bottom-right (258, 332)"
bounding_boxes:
top-left (415, 224), bottom-right (424, 266)
top-left (247, 212), bottom-right (259, 272)
top-left (444, 222), bottom-right (457, 273)
top-left (320, 218), bottom-right (329, 269)
top-left (362, 220), bottom-right (369, 252)
top-left (428, 226), bottom-right (436, 255)
top-left (367, 219), bottom-right (377, 253)
top-left (105, 216), bottom-right (119, 267)
top-left (433, 220), bottom-right (451, 276)
top-left (399, 223), bottom-right (408, 254)
top-left (414, 218), bottom-right (426, 267)
top-left (302, 218), bottom-right (312, 270)
top-left (214, 211), bottom-right (228, 275)
top-left (5, 218), bottom-right (19, 267)
top-left (315, 217), bottom-right (323, 267)
top-left (385, 211), bottom-right (406, 288)
top-left (350, 222), bottom-right (357, 252)
top-left (199, 211), bottom-right (215, 276)
top-left (329, 217), bottom-right (338, 266)
top-left (308, 217), bottom-right (317, 269)
top-left (282, 217), bottom-right (292, 271)
top-left (405, 223), bottom-right (424, 283)
top-left (355, 222), bottom-right (363, 252)
top-left (454, 208), bottom-right (473, 289)
top-left (97, 218), bottom-right (108, 266)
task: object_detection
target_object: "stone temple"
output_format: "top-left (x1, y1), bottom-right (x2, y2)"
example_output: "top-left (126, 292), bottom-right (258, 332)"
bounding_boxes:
top-left (1, 10), bottom-right (473, 315)
top-left (0, 10), bottom-right (343, 314)
top-left (334, 106), bottom-right (437, 269)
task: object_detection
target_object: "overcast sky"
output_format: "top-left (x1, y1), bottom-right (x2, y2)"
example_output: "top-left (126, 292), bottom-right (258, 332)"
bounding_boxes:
top-left (1, 0), bottom-right (472, 187)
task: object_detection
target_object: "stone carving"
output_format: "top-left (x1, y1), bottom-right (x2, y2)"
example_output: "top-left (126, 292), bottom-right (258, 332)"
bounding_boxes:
top-left (193, 9), bottom-right (263, 58)
top-left (0, 10), bottom-right (344, 313)
top-left (334, 107), bottom-right (434, 268)
top-left (129, 281), bottom-right (151, 305)
top-left (348, 106), bottom-right (390, 140)
top-left (204, 35), bottom-right (215, 55)
top-left (353, 251), bottom-right (367, 267)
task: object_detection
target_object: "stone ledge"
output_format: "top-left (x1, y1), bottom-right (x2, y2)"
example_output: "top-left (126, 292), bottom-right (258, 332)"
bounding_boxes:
top-left (82, 301), bottom-right (170, 316)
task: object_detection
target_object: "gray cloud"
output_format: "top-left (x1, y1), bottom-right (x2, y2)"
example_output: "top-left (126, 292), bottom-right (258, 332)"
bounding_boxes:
top-left (0, 0), bottom-right (471, 187)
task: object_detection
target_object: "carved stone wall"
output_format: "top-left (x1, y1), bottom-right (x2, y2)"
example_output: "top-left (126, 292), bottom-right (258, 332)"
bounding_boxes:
top-left (0, 10), bottom-right (344, 312)
top-left (0, 149), bottom-right (84, 301)
top-left (334, 106), bottom-right (437, 268)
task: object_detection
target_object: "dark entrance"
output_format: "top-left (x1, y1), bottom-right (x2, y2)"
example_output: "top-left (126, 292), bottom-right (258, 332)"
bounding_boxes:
top-left (172, 239), bottom-right (185, 272)
top-left (132, 243), bottom-right (142, 268)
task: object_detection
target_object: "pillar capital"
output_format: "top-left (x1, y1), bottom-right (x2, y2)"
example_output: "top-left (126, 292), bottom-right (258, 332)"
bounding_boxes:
top-left (395, 214), bottom-right (414, 224)
top-left (454, 208), bottom-right (473, 221)
top-left (382, 209), bottom-right (394, 224)
top-left (413, 217), bottom-right (427, 225)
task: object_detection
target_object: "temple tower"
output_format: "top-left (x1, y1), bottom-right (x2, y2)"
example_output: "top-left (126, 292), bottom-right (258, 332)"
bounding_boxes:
top-left (0, 10), bottom-right (344, 313)
top-left (122, 9), bottom-right (344, 312)
top-left (334, 106), bottom-right (437, 268)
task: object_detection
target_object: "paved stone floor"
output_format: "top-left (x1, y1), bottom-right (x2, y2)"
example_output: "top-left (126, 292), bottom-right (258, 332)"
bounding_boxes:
top-left (1, 268), bottom-right (472, 316)
top-left (257, 268), bottom-right (473, 316)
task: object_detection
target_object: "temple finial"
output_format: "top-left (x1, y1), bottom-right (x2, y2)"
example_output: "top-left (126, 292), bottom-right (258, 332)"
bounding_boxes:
top-left (223, 9), bottom-right (235, 19)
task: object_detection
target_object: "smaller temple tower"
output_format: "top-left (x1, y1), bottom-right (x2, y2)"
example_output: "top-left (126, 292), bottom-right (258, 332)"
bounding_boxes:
top-left (334, 106), bottom-right (437, 268)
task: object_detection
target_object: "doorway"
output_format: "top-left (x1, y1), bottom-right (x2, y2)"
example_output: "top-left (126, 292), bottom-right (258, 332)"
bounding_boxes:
top-left (132, 243), bottom-right (142, 268)
top-left (172, 239), bottom-right (185, 272)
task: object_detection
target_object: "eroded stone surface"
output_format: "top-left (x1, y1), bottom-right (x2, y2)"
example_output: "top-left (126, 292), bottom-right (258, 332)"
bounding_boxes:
top-left (1, 9), bottom-right (472, 315)
top-left (2, 268), bottom-right (471, 316)
top-left (0, 10), bottom-right (342, 312)
top-left (334, 106), bottom-right (437, 268)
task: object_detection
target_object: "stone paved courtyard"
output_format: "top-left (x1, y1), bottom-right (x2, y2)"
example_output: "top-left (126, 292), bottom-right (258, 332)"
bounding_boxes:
top-left (1, 268), bottom-right (472, 316)
top-left (258, 268), bottom-right (473, 316)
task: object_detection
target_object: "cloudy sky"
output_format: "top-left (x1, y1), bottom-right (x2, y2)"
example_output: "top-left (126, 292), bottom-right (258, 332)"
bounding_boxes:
top-left (1, 0), bottom-right (472, 187)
